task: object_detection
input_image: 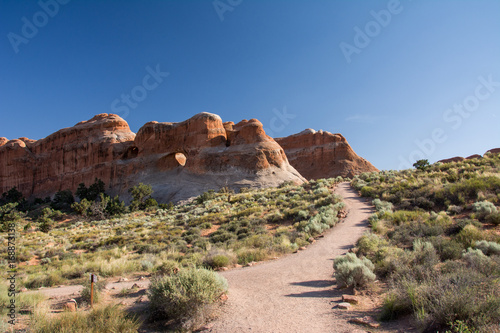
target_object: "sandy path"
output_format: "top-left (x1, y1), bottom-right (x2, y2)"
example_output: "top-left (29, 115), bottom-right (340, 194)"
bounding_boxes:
top-left (206, 182), bottom-right (373, 333)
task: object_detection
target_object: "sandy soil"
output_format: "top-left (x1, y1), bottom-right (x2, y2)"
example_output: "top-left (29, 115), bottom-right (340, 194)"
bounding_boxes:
top-left (204, 182), bottom-right (375, 333)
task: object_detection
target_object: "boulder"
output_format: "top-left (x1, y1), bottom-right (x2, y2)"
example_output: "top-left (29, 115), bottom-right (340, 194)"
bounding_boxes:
top-left (337, 302), bottom-right (352, 310)
top-left (62, 299), bottom-right (78, 312)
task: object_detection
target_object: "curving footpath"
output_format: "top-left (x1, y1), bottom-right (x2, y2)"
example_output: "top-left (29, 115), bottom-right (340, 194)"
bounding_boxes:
top-left (207, 182), bottom-right (374, 333)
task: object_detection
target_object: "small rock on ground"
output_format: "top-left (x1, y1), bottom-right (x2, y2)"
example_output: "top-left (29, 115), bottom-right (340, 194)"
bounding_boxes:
top-left (342, 294), bottom-right (359, 304)
top-left (337, 302), bottom-right (352, 310)
top-left (349, 316), bottom-right (380, 328)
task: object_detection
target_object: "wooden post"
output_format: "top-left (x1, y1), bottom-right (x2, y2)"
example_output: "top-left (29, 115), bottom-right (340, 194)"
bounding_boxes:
top-left (90, 274), bottom-right (95, 307)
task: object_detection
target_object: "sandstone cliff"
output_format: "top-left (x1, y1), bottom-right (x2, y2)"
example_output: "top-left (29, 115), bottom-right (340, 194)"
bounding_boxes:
top-left (0, 113), bottom-right (304, 202)
top-left (275, 129), bottom-right (378, 179)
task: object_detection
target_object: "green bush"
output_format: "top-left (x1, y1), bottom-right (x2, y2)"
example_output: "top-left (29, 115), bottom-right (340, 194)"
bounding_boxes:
top-left (25, 272), bottom-right (64, 289)
top-left (455, 224), bottom-right (484, 248)
top-left (486, 212), bottom-right (500, 225)
top-left (475, 240), bottom-right (500, 256)
top-left (472, 200), bottom-right (498, 222)
top-left (333, 253), bottom-right (375, 288)
top-left (203, 250), bottom-right (235, 269)
top-left (152, 260), bottom-right (179, 277)
top-left (382, 266), bottom-right (500, 330)
top-left (148, 268), bottom-right (228, 329)
top-left (38, 216), bottom-right (54, 233)
top-left (372, 199), bottom-right (393, 213)
top-left (30, 304), bottom-right (140, 333)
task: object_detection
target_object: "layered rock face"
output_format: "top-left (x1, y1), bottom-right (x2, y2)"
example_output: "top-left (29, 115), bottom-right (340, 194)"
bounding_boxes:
top-left (0, 113), bottom-right (304, 202)
top-left (0, 114), bottom-right (136, 199)
top-left (275, 129), bottom-right (378, 179)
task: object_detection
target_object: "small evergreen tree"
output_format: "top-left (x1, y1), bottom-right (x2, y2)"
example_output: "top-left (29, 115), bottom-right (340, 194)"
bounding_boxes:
top-left (129, 183), bottom-right (153, 211)
top-left (413, 159), bottom-right (430, 171)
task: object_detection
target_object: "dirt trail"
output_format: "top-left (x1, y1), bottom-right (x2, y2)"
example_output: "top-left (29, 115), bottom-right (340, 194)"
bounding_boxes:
top-left (206, 182), bottom-right (373, 333)
top-left (26, 182), bottom-right (376, 332)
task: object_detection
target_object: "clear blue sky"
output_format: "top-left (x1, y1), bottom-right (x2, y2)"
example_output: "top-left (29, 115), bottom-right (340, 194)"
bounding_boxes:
top-left (1, 0), bottom-right (499, 170)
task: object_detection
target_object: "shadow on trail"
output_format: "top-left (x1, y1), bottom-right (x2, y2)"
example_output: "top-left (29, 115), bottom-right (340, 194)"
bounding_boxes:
top-left (284, 290), bottom-right (334, 298)
top-left (290, 280), bottom-right (334, 288)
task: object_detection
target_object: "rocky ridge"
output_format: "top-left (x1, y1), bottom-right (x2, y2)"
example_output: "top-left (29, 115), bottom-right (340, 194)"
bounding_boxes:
top-left (1, 113), bottom-right (378, 202)
top-left (0, 113), bottom-right (304, 202)
top-left (437, 148), bottom-right (500, 164)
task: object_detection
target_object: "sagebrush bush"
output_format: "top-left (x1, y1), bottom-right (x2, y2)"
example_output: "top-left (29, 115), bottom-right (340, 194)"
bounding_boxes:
top-left (486, 212), bottom-right (500, 225)
top-left (203, 249), bottom-right (235, 269)
top-left (333, 253), bottom-right (375, 288)
top-left (382, 265), bottom-right (500, 330)
top-left (475, 240), bottom-right (500, 256)
top-left (372, 199), bottom-right (393, 213)
top-left (148, 268), bottom-right (228, 329)
top-left (472, 200), bottom-right (497, 216)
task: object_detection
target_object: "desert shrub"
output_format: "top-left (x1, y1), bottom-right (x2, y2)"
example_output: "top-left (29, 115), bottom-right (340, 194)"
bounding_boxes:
top-left (455, 224), bottom-right (484, 248)
top-left (462, 248), bottom-right (498, 276)
top-left (333, 253), bottom-right (375, 288)
top-left (1, 186), bottom-right (23, 203)
top-left (356, 233), bottom-right (388, 258)
top-left (486, 212), bottom-right (500, 225)
top-left (196, 190), bottom-right (216, 204)
top-left (0, 203), bottom-right (24, 231)
top-left (30, 304), bottom-right (140, 333)
top-left (25, 271), bottom-right (64, 289)
top-left (236, 248), bottom-right (269, 265)
top-left (382, 266), bottom-right (500, 331)
top-left (447, 218), bottom-right (482, 235)
top-left (76, 178), bottom-right (106, 201)
top-left (148, 268), bottom-right (228, 329)
top-left (446, 205), bottom-right (463, 215)
top-left (430, 237), bottom-right (464, 261)
top-left (389, 210), bottom-right (428, 226)
top-left (153, 260), bottom-right (180, 277)
top-left (475, 240), bottom-right (500, 256)
top-left (372, 199), bottom-right (393, 213)
top-left (51, 190), bottom-right (74, 211)
top-left (72, 199), bottom-right (92, 216)
top-left (203, 249), bottom-right (235, 269)
top-left (128, 183), bottom-right (154, 211)
top-left (473, 200), bottom-right (498, 221)
top-left (360, 186), bottom-right (377, 198)
top-left (106, 196), bottom-right (127, 216)
top-left (209, 230), bottom-right (236, 244)
top-left (38, 216), bottom-right (54, 233)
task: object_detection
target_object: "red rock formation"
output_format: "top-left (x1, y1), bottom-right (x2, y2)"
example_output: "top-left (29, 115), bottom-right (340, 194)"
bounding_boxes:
top-left (275, 129), bottom-right (378, 179)
top-left (0, 113), bottom-right (304, 202)
top-left (486, 148), bottom-right (500, 155)
top-left (0, 114), bottom-right (136, 199)
top-left (437, 157), bottom-right (466, 164)
top-left (436, 149), bottom-right (500, 164)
